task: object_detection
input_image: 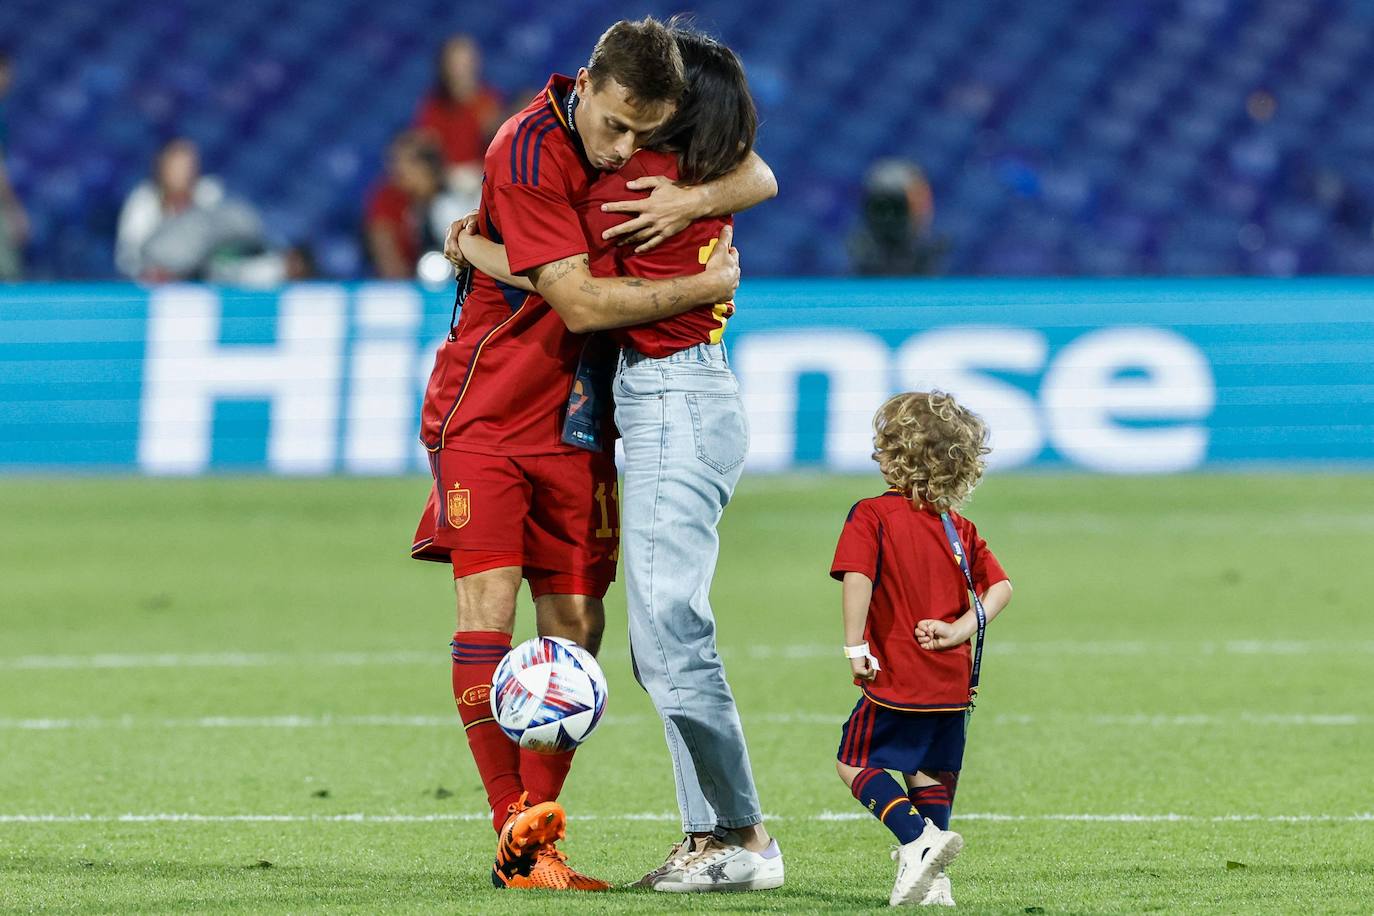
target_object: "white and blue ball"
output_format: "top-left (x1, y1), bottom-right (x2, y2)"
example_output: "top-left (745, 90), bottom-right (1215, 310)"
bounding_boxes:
top-left (490, 636), bottom-right (608, 754)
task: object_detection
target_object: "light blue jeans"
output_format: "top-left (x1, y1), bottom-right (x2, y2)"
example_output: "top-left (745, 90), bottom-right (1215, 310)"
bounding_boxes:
top-left (613, 342), bottom-right (763, 832)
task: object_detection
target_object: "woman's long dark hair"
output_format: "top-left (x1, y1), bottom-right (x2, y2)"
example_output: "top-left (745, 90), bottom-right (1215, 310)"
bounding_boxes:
top-left (649, 28), bottom-right (757, 185)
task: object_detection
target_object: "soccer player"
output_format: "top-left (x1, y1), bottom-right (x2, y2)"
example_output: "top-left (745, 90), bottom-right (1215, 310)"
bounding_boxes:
top-left (411, 18), bottom-right (776, 892)
top-left (456, 29), bottom-right (783, 892)
top-left (830, 392), bottom-right (1014, 906)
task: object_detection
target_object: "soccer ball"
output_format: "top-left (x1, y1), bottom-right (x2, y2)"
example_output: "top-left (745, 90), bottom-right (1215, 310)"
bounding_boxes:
top-left (490, 636), bottom-right (608, 754)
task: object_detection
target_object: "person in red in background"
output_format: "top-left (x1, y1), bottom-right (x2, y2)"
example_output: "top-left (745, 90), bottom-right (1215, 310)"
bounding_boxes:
top-left (0, 49), bottom-right (28, 280)
top-left (414, 35), bottom-right (502, 208)
top-left (412, 17), bottom-right (775, 893)
top-left (456, 28), bottom-right (785, 893)
top-left (364, 131), bottom-right (463, 278)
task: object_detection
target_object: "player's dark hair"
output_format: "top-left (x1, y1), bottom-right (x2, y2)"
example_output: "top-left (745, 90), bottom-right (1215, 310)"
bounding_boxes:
top-left (649, 28), bottom-right (757, 185)
top-left (586, 17), bottom-right (685, 108)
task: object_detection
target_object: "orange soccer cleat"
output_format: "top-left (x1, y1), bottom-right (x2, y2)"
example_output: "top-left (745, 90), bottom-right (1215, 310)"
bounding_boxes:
top-left (504, 847), bottom-right (611, 891)
top-left (490, 792), bottom-right (609, 891)
top-left (492, 792), bottom-right (565, 887)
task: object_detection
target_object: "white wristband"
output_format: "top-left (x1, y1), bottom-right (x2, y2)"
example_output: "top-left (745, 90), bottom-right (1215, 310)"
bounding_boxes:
top-left (843, 643), bottom-right (881, 672)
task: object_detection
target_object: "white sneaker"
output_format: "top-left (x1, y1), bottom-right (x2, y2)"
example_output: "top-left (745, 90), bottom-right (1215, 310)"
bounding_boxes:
top-left (890, 819), bottom-right (963, 906)
top-left (650, 835), bottom-right (785, 892)
top-left (630, 835), bottom-right (701, 888)
top-left (920, 871), bottom-right (955, 906)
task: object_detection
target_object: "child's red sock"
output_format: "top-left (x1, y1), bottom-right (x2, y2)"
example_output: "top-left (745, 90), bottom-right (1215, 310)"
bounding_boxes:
top-left (520, 748), bottom-right (575, 806)
top-left (451, 630), bottom-right (523, 832)
top-left (909, 770), bottom-right (959, 831)
top-left (852, 767), bottom-right (924, 844)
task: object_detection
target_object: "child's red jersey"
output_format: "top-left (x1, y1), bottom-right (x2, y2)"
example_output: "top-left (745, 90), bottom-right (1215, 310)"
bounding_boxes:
top-left (420, 74), bottom-right (598, 455)
top-left (579, 149), bottom-right (735, 358)
top-left (830, 491), bottom-right (1009, 712)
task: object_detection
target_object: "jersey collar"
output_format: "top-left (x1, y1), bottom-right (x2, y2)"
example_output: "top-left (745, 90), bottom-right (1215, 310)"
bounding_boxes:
top-left (545, 75), bottom-right (588, 161)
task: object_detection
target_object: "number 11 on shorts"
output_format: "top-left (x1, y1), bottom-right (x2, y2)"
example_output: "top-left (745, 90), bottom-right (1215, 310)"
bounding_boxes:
top-left (593, 481), bottom-right (619, 539)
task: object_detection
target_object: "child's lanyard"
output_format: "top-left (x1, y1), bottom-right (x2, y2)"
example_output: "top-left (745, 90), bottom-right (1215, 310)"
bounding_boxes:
top-left (939, 512), bottom-right (986, 707)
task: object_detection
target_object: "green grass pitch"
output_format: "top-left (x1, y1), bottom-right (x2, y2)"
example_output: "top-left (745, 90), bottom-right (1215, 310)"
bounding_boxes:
top-left (1, 473), bottom-right (1372, 913)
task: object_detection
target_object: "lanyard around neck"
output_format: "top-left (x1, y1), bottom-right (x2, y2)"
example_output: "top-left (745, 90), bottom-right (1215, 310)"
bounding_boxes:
top-left (938, 512), bottom-right (987, 705)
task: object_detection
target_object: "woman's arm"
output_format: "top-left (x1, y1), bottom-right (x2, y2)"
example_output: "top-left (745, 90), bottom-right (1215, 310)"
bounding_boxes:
top-left (456, 222), bottom-right (738, 332)
top-left (599, 150), bottom-right (778, 252)
top-left (456, 229), bottom-right (535, 292)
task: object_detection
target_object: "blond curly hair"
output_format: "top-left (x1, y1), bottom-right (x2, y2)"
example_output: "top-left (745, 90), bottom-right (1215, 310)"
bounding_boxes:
top-left (872, 391), bottom-right (991, 512)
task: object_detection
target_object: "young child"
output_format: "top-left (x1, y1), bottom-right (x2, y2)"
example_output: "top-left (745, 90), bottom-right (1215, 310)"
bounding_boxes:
top-left (831, 391), bottom-right (1014, 907)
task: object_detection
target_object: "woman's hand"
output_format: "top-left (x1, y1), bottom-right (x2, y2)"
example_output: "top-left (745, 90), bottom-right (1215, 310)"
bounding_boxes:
top-left (599, 176), bottom-right (698, 252)
top-left (443, 210), bottom-right (480, 272)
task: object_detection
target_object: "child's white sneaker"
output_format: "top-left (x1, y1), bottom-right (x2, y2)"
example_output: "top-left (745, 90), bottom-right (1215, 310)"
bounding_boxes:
top-left (889, 819), bottom-right (963, 906)
top-left (651, 836), bottom-right (784, 892)
top-left (920, 871), bottom-right (955, 906)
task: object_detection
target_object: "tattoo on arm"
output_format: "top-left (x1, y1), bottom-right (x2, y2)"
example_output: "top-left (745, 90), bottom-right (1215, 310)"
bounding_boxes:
top-left (646, 281), bottom-right (686, 315)
top-left (528, 253), bottom-right (707, 329)
top-left (531, 255), bottom-right (587, 288)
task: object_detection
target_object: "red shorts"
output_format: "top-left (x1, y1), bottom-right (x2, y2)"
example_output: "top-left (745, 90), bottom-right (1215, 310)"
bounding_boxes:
top-left (411, 448), bottom-right (619, 599)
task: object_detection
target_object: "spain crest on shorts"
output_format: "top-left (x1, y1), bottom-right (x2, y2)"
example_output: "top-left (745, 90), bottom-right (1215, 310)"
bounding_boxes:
top-left (445, 486), bottom-right (471, 530)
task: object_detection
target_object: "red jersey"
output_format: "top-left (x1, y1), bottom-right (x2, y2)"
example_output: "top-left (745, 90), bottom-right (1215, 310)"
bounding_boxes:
top-left (413, 87), bottom-right (503, 167)
top-left (421, 75), bottom-right (600, 455)
top-left (830, 491), bottom-right (1009, 712)
top-left (364, 182), bottom-right (422, 271)
top-left (580, 149), bottom-right (735, 358)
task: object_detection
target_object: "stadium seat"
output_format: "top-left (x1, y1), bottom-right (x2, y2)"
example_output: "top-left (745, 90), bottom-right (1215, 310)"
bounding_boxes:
top-left (5, 0), bottom-right (1374, 278)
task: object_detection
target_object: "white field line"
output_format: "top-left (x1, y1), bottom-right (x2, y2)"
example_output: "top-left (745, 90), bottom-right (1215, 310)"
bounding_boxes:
top-left (0, 711), bottom-right (1366, 731)
top-left (4, 640), bottom-right (1374, 670)
top-left (995, 511), bottom-right (1374, 536)
top-left (1, 812), bottom-right (1370, 825)
top-left (0, 650), bottom-right (435, 671)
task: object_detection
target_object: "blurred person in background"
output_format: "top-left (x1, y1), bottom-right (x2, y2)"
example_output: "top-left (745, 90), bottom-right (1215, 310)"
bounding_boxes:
top-left (115, 137), bottom-right (265, 282)
top-left (0, 49), bottom-right (27, 280)
top-left (365, 130), bottom-right (466, 279)
top-left (413, 34), bottom-right (502, 212)
top-left (848, 159), bottom-right (945, 276)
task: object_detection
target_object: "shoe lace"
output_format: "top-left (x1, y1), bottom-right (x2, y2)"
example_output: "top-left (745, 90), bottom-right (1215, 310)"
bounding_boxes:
top-left (662, 837), bottom-right (690, 866)
top-left (535, 846), bottom-right (570, 867)
top-left (506, 791), bottom-right (531, 816)
top-left (676, 836), bottom-right (733, 870)
top-left (523, 846), bottom-right (573, 890)
top-left (659, 835), bottom-right (702, 869)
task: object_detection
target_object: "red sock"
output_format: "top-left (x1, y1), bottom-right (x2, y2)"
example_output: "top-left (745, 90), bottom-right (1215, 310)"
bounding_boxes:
top-left (521, 748), bottom-right (575, 806)
top-left (451, 630), bottom-right (523, 832)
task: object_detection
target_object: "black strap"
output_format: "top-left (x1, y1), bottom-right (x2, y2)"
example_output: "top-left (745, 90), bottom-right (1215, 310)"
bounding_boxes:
top-left (448, 266), bottom-right (473, 342)
top-left (939, 511), bottom-right (987, 707)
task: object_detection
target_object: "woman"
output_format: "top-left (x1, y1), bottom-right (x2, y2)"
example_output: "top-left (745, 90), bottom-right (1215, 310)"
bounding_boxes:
top-left (413, 34), bottom-right (503, 177)
top-left (457, 30), bottom-right (782, 893)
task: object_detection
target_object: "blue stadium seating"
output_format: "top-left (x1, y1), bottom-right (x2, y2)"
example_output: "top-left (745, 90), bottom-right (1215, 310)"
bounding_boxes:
top-left (3, 0), bottom-right (1374, 278)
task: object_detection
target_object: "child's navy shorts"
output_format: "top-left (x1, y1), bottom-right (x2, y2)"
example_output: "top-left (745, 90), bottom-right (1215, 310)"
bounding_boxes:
top-left (837, 695), bottom-right (967, 773)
